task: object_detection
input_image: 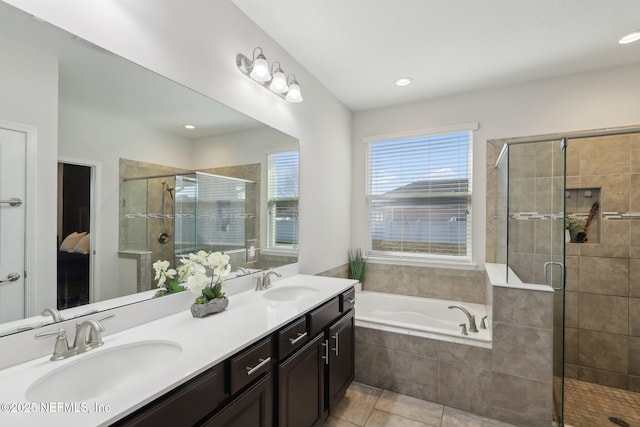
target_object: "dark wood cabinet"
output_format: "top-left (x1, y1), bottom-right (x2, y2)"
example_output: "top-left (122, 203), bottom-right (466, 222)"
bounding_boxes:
top-left (327, 309), bottom-right (354, 412)
top-left (204, 373), bottom-right (273, 427)
top-left (278, 334), bottom-right (326, 427)
top-left (111, 287), bottom-right (355, 427)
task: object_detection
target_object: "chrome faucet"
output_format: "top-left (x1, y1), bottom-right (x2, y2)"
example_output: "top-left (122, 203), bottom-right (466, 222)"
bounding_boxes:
top-left (255, 270), bottom-right (282, 291)
top-left (263, 270), bottom-right (282, 289)
top-left (448, 305), bottom-right (479, 333)
top-left (35, 314), bottom-right (115, 361)
top-left (73, 319), bottom-right (106, 354)
top-left (42, 307), bottom-right (64, 322)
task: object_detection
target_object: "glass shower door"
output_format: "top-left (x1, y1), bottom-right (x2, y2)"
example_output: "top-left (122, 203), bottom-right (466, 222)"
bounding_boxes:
top-left (506, 139), bottom-right (566, 424)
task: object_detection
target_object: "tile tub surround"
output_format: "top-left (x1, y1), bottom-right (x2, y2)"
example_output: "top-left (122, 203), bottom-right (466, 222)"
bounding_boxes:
top-left (362, 263), bottom-right (486, 305)
top-left (355, 284), bottom-right (553, 427)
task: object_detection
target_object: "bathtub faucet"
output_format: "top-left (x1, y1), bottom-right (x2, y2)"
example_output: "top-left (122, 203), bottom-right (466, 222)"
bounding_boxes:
top-left (448, 305), bottom-right (479, 333)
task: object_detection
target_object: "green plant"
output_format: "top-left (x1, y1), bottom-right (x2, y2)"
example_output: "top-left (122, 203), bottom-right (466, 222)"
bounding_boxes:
top-left (565, 216), bottom-right (585, 233)
top-left (348, 248), bottom-right (367, 282)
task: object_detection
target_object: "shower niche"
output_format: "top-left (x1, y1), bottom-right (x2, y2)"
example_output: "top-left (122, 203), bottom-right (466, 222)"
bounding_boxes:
top-left (565, 187), bottom-right (600, 244)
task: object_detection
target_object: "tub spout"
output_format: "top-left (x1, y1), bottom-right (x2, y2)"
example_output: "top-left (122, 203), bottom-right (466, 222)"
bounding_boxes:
top-left (448, 305), bottom-right (479, 333)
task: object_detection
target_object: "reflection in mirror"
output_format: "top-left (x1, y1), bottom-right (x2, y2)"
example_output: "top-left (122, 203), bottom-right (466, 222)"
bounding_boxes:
top-left (0, 2), bottom-right (299, 336)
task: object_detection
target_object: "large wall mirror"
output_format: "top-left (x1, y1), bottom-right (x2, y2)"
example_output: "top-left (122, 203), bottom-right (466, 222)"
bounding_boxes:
top-left (0, 2), bottom-right (299, 336)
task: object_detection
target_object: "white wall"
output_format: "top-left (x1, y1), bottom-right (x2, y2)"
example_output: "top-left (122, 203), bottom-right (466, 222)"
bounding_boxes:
top-left (0, 36), bottom-right (58, 315)
top-left (5, 0), bottom-right (353, 276)
top-left (352, 63), bottom-right (640, 265)
top-left (58, 102), bottom-right (192, 301)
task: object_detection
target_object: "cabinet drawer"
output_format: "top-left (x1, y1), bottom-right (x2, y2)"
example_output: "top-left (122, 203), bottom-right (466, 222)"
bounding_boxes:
top-left (278, 316), bottom-right (309, 360)
top-left (230, 337), bottom-right (273, 394)
top-left (115, 362), bottom-right (227, 427)
top-left (307, 297), bottom-right (340, 338)
top-left (340, 288), bottom-right (356, 312)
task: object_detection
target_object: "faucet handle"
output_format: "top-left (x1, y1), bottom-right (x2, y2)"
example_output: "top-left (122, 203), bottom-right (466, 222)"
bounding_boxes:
top-left (480, 315), bottom-right (488, 329)
top-left (35, 328), bottom-right (70, 360)
top-left (459, 323), bottom-right (468, 336)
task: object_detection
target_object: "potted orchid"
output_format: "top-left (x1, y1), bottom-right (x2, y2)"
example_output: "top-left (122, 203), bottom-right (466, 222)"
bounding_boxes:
top-left (153, 250), bottom-right (232, 318)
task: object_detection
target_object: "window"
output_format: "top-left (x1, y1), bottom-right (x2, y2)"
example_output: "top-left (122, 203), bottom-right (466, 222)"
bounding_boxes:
top-left (268, 151), bottom-right (299, 250)
top-left (365, 125), bottom-right (475, 260)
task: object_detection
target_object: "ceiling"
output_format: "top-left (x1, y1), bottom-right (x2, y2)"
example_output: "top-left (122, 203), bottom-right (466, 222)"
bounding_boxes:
top-left (0, 1), bottom-right (263, 140)
top-left (232, 0), bottom-right (640, 112)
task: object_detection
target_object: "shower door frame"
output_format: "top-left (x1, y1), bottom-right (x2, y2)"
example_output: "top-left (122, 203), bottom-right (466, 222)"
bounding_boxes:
top-left (500, 124), bottom-right (640, 425)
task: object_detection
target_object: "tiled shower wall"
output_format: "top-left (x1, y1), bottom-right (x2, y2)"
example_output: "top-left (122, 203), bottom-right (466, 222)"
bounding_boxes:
top-left (563, 133), bottom-right (640, 392)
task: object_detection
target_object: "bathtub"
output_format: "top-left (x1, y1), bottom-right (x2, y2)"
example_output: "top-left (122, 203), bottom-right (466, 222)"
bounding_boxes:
top-left (355, 291), bottom-right (491, 346)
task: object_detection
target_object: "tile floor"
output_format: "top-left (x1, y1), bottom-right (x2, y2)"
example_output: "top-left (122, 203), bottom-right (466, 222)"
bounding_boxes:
top-left (323, 382), bottom-right (517, 427)
top-left (563, 378), bottom-right (640, 427)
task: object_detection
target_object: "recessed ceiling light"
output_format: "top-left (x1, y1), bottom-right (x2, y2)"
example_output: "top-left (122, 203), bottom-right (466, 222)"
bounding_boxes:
top-left (619, 30), bottom-right (640, 44)
top-left (394, 77), bottom-right (413, 87)
top-left (183, 124), bottom-right (196, 130)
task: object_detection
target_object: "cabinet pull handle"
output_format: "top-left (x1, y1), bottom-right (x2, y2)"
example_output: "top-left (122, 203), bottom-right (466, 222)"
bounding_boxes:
top-left (289, 331), bottom-right (308, 345)
top-left (346, 297), bottom-right (356, 304)
top-left (332, 333), bottom-right (339, 356)
top-left (321, 340), bottom-right (329, 365)
top-left (245, 357), bottom-right (271, 376)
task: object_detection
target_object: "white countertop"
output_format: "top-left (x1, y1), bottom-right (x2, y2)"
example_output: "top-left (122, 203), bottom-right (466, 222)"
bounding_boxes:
top-left (0, 274), bottom-right (357, 427)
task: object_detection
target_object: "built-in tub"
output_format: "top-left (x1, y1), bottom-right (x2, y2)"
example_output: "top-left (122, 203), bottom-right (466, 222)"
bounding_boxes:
top-left (355, 291), bottom-right (491, 347)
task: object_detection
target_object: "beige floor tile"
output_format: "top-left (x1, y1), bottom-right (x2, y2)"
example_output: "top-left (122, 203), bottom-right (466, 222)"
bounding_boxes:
top-left (441, 406), bottom-right (517, 427)
top-left (365, 409), bottom-right (431, 427)
top-left (375, 390), bottom-right (443, 426)
top-left (332, 382), bottom-right (383, 426)
top-left (324, 416), bottom-right (362, 427)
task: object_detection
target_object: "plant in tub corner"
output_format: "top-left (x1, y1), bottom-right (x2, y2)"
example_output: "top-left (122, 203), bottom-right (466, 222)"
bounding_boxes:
top-left (348, 248), bottom-right (367, 283)
top-left (153, 251), bottom-right (231, 318)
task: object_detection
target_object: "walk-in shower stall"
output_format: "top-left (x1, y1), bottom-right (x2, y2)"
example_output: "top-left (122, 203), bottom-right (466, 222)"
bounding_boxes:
top-left (494, 129), bottom-right (640, 426)
top-left (120, 171), bottom-right (256, 289)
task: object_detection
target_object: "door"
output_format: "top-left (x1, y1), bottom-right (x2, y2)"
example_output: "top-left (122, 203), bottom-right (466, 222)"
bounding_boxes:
top-left (506, 139), bottom-right (566, 424)
top-left (278, 333), bottom-right (325, 427)
top-left (328, 309), bottom-right (355, 412)
top-left (0, 126), bottom-right (26, 322)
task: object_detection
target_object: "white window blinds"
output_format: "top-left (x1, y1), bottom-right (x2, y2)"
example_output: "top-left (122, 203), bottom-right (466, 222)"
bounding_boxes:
top-left (366, 128), bottom-right (473, 259)
top-left (268, 151), bottom-right (299, 249)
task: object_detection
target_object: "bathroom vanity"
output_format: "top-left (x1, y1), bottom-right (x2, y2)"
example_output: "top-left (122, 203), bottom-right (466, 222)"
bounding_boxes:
top-left (0, 275), bottom-right (356, 427)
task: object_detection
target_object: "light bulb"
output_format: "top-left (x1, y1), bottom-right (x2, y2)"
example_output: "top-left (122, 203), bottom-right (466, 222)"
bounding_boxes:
top-left (249, 54), bottom-right (271, 82)
top-left (269, 70), bottom-right (289, 94)
top-left (619, 30), bottom-right (640, 44)
top-left (285, 82), bottom-right (303, 103)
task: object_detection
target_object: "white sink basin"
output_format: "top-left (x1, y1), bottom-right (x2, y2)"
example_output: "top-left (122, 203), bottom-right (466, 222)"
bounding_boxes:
top-left (263, 286), bottom-right (319, 302)
top-left (26, 340), bottom-right (182, 402)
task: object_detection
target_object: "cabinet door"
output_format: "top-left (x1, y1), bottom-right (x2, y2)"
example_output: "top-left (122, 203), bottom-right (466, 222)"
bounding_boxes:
top-left (328, 309), bottom-right (354, 412)
top-left (204, 373), bottom-right (273, 427)
top-left (278, 333), bottom-right (326, 427)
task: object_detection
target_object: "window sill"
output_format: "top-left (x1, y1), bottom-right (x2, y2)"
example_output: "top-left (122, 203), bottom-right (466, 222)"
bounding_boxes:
top-left (366, 254), bottom-right (478, 270)
top-left (261, 248), bottom-right (299, 257)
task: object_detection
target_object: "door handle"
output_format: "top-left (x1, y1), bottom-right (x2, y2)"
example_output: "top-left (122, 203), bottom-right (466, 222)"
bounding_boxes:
top-left (332, 333), bottom-right (339, 356)
top-left (0, 272), bottom-right (20, 284)
top-left (322, 340), bottom-right (329, 365)
top-left (544, 262), bottom-right (564, 291)
top-left (0, 198), bottom-right (23, 207)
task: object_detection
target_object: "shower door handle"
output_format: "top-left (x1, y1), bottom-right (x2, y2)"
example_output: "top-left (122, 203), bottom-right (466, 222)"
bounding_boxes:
top-left (544, 262), bottom-right (564, 291)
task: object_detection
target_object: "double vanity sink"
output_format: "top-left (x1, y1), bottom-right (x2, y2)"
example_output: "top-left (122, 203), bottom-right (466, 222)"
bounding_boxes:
top-left (0, 275), bottom-right (356, 426)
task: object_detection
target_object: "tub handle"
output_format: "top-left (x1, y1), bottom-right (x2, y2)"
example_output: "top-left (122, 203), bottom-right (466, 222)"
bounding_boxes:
top-left (321, 340), bottom-right (329, 365)
top-left (480, 316), bottom-right (488, 329)
top-left (332, 333), bottom-right (339, 356)
top-left (459, 324), bottom-right (468, 336)
top-left (289, 331), bottom-right (308, 345)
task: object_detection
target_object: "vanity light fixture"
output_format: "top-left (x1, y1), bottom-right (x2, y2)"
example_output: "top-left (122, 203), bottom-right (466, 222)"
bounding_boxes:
top-left (236, 47), bottom-right (303, 103)
top-left (619, 30), bottom-right (640, 44)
